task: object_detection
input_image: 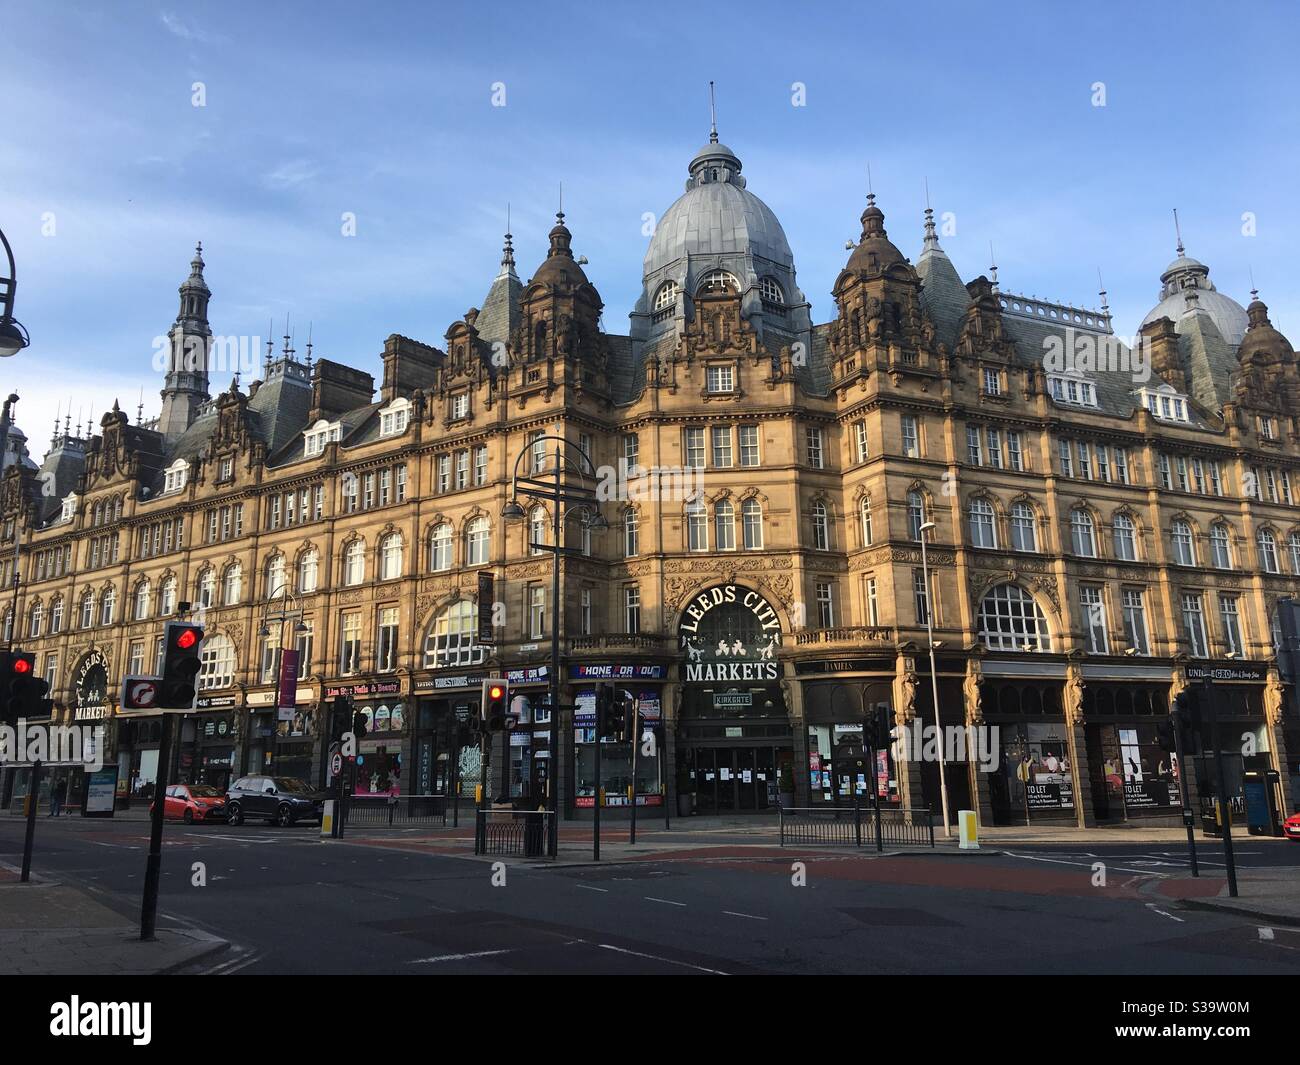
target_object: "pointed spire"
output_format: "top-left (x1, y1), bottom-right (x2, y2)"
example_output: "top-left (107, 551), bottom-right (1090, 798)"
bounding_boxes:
top-left (922, 178), bottom-right (941, 253)
top-left (708, 81), bottom-right (718, 144)
top-left (1097, 268), bottom-right (1109, 314)
top-left (305, 322), bottom-right (313, 370)
top-left (498, 203), bottom-right (518, 280)
top-left (1249, 264), bottom-right (1259, 302)
top-left (137, 386), bottom-right (144, 426)
top-left (989, 242), bottom-right (999, 292)
top-left (265, 320), bottom-right (274, 375)
top-left (190, 241), bottom-right (205, 275)
top-left (52, 400), bottom-right (60, 446)
top-left (1173, 208), bottom-right (1185, 256)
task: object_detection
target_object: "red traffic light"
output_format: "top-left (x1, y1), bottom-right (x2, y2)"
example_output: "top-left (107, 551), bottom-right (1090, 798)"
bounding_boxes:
top-left (175, 628), bottom-right (199, 650)
top-left (489, 685), bottom-right (504, 700)
top-left (13, 657), bottom-right (31, 674)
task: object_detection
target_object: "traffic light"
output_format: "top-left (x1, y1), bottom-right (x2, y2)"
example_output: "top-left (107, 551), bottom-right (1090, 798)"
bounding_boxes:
top-left (331, 695), bottom-right (354, 741)
top-left (1171, 686), bottom-right (1201, 753)
top-left (862, 705), bottom-right (891, 751)
top-left (352, 707), bottom-right (369, 738)
top-left (481, 678), bottom-right (510, 732)
top-left (595, 683), bottom-right (625, 740)
top-left (158, 621), bottom-right (205, 709)
top-left (0, 651), bottom-right (50, 725)
top-left (1156, 718), bottom-right (1177, 753)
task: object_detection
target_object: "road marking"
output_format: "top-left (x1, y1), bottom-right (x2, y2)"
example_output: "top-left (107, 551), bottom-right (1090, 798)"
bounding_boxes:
top-left (575, 884), bottom-right (609, 893)
top-left (644, 896), bottom-right (686, 907)
top-left (1259, 927), bottom-right (1275, 940)
top-left (1145, 903), bottom-right (1184, 923)
top-left (1003, 851), bottom-right (1168, 877)
top-left (597, 943), bottom-right (727, 974)
top-left (409, 949), bottom-right (514, 964)
top-left (723, 911), bottom-right (768, 921)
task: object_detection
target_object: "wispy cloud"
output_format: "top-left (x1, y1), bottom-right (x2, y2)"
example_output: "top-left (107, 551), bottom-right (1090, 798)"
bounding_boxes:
top-left (262, 159), bottom-right (320, 191)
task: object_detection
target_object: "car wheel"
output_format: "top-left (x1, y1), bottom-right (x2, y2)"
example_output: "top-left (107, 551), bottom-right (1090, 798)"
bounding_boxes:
top-left (227, 802), bottom-right (243, 826)
top-left (183, 808), bottom-right (194, 825)
top-left (276, 803), bottom-right (295, 827)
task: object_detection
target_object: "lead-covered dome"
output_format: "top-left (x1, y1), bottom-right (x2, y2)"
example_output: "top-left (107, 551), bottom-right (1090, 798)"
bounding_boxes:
top-left (1140, 246), bottom-right (1248, 346)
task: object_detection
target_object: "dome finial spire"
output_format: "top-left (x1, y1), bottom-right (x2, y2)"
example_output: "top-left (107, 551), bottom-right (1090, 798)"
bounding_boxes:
top-left (922, 177), bottom-right (940, 252)
top-left (1173, 207), bottom-right (1185, 256)
top-left (989, 241), bottom-right (999, 292)
top-left (708, 80), bottom-right (718, 144)
top-left (1097, 267), bottom-right (1109, 313)
top-left (1249, 264), bottom-right (1259, 302)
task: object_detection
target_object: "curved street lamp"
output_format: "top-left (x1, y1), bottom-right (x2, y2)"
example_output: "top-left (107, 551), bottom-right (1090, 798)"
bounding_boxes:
top-left (0, 227), bottom-right (30, 357)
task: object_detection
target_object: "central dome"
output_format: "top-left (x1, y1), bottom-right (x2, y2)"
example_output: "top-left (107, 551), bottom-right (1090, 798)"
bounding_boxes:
top-left (1140, 247), bottom-right (1248, 346)
top-left (643, 139), bottom-right (795, 278)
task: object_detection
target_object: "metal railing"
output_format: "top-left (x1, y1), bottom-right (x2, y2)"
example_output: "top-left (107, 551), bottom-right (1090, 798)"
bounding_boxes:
top-left (778, 805), bottom-right (934, 849)
top-left (340, 794), bottom-right (448, 829)
top-left (474, 809), bottom-right (555, 859)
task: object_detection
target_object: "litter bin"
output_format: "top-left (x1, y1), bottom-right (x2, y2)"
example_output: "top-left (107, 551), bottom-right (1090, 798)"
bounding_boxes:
top-left (524, 811), bottom-right (546, 857)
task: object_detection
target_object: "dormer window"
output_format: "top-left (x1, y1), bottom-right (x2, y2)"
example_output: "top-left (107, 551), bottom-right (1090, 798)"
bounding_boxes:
top-left (304, 419), bottom-right (342, 457)
top-left (60, 495), bottom-right (78, 523)
top-left (379, 398), bottom-right (411, 438)
top-left (1048, 373), bottom-right (1097, 408)
top-left (1260, 415), bottom-right (1278, 441)
top-left (706, 365), bottom-right (735, 393)
top-left (653, 281), bottom-right (679, 311)
top-left (696, 270), bottom-right (739, 296)
top-left (450, 392), bottom-right (469, 421)
top-left (759, 276), bottom-right (784, 306)
top-left (217, 456), bottom-right (234, 482)
top-left (162, 460), bottom-right (188, 494)
top-left (1136, 386), bottom-right (1190, 423)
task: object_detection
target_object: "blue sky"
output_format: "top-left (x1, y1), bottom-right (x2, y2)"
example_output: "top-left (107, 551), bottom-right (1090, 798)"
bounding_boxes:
top-left (3, 0), bottom-right (1298, 452)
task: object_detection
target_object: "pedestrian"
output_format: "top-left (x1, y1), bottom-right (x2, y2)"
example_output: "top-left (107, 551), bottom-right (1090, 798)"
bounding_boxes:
top-left (50, 777), bottom-right (67, 818)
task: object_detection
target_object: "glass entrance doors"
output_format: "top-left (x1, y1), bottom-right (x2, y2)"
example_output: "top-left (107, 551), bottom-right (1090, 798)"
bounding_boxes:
top-left (684, 746), bottom-right (783, 813)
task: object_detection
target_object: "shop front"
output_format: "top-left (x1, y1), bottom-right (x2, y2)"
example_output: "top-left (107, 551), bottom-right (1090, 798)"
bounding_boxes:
top-left (1184, 660), bottom-right (1273, 834)
top-left (322, 679), bottom-right (402, 795)
top-left (178, 695), bottom-right (239, 792)
top-left (798, 669), bottom-right (899, 808)
top-left (246, 684), bottom-right (318, 782)
top-left (1079, 678), bottom-right (1178, 823)
top-left (673, 583), bottom-right (792, 816)
top-left (979, 671), bottom-right (1075, 825)
top-left (571, 663), bottom-right (666, 814)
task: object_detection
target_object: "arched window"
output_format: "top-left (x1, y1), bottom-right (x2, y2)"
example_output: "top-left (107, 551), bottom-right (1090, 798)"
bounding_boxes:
top-left (297, 550), bottom-right (319, 594)
top-left (133, 579), bottom-right (151, 621)
top-left (968, 498), bottom-right (997, 549)
top-left (811, 501), bottom-right (830, 550)
top-left (199, 633), bottom-right (236, 690)
top-left (380, 533), bottom-right (403, 580)
top-left (28, 602), bottom-right (42, 638)
top-left (743, 498), bottom-right (763, 550)
top-left (653, 280), bottom-right (679, 310)
top-left (686, 501), bottom-right (708, 551)
top-left (696, 269), bottom-right (739, 296)
top-left (1289, 532), bottom-right (1300, 574)
top-left (428, 524), bottom-right (452, 572)
top-left (1259, 529), bottom-right (1280, 574)
top-left (344, 540), bottom-right (366, 586)
top-left (1010, 503), bottom-right (1037, 552)
top-left (1070, 509), bottom-right (1096, 557)
top-left (422, 601), bottom-right (485, 668)
top-left (80, 590), bottom-right (95, 629)
top-left (907, 491), bottom-right (925, 542)
top-left (1113, 513), bottom-right (1138, 562)
top-left (50, 597), bottom-right (64, 634)
top-left (222, 563), bottom-right (242, 605)
top-left (465, 517), bottom-right (490, 567)
top-left (715, 499), bottom-right (736, 551)
top-left (265, 554), bottom-right (286, 598)
top-left (759, 276), bottom-right (784, 305)
top-left (1209, 523), bottom-right (1232, 569)
top-left (159, 575), bottom-right (177, 616)
top-left (978, 584), bottom-right (1051, 652)
top-left (1171, 519), bottom-right (1195, 566)
top-left (99, 587), bottom-right (116, 626)
top-left (198, 568), bottom-right (215, 609)
top-left (623, 508), bottom-right (639, 558)
top-left (530, 507), bottom-right (547, 557)
top-left (859, 497), bottom-right (873, 547)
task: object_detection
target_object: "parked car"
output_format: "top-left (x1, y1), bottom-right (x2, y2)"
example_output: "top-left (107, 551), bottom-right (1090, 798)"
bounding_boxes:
top-left (226, 775), bottom-right (327, 827)
top-left (1284, 812), bottom-right (1300, 841)
top-left (150, 784), bottom-right (228, 824)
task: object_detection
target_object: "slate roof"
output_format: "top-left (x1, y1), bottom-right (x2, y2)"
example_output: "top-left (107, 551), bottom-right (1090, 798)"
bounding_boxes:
top-left (916, 244), bottom-right (969, 353)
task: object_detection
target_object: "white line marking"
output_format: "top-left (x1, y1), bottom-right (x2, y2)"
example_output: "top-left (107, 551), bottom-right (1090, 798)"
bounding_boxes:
top-left (409, 949), bottom-right (514, 964)
top-left (1145, 903), bottom-right (1184, 922)
top-left (597, 943), bottom-right (727, 974)
top-left (723, 911), bottom-right (768, 921)
top-left (1259, 927), bottom-right (1275, 940)
top-left (575, 884), bottom-right (609, 893)
top-left (644, 896), bottom-right (686, 907)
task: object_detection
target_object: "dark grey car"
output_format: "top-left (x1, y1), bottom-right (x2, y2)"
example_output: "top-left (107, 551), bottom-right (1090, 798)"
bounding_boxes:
top-left (226, 775), bottom-right (327, 827)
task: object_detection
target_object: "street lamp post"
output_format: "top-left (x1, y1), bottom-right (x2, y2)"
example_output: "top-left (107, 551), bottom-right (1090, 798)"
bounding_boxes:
top-left (0, 227), bottom-right (31, 358)
top-left (919, 520), bottom-right (951, 838)
top-left (258, 585), bottom-right (309, 780)
top-left (503, 436), bottom-right (604, 858)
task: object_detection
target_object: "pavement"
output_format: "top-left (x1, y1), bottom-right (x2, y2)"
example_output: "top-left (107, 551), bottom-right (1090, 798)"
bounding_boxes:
top-left (0, 859), bottom-right (229, 974)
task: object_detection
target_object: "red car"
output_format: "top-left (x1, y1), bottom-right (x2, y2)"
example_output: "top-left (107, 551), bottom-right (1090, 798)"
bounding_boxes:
top-left (150, 784), bottom-right (229, 824)
top-left (1284, 812), bottom-right (1300, 841)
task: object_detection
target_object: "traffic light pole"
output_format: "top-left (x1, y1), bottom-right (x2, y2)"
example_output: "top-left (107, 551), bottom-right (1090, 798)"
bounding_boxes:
top-left (140, 714), bottom-right (175, 940)
top-left (1170, 712), bottom-right (1198, 877)
top-left (1204, 677), bottom-right (1238, 898)
top-left (629, 702), bottom-right (638, 846)
top-left (593, 728), bottom-right (601, 862)
top-left (20, 758), bottom-right (40, 881)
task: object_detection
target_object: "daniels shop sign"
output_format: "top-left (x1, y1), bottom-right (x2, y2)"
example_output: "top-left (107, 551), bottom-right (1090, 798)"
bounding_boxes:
top-left (678, 583), bottom-right (783, 684)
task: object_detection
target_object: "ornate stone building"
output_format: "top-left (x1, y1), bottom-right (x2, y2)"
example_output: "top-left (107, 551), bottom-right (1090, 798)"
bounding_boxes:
top-left (3, 127), bottom-right (1298, 829)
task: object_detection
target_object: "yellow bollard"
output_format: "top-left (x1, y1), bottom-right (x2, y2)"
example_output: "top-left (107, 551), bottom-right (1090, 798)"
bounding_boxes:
top-left (958, 809), bottom-right (979, 850)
